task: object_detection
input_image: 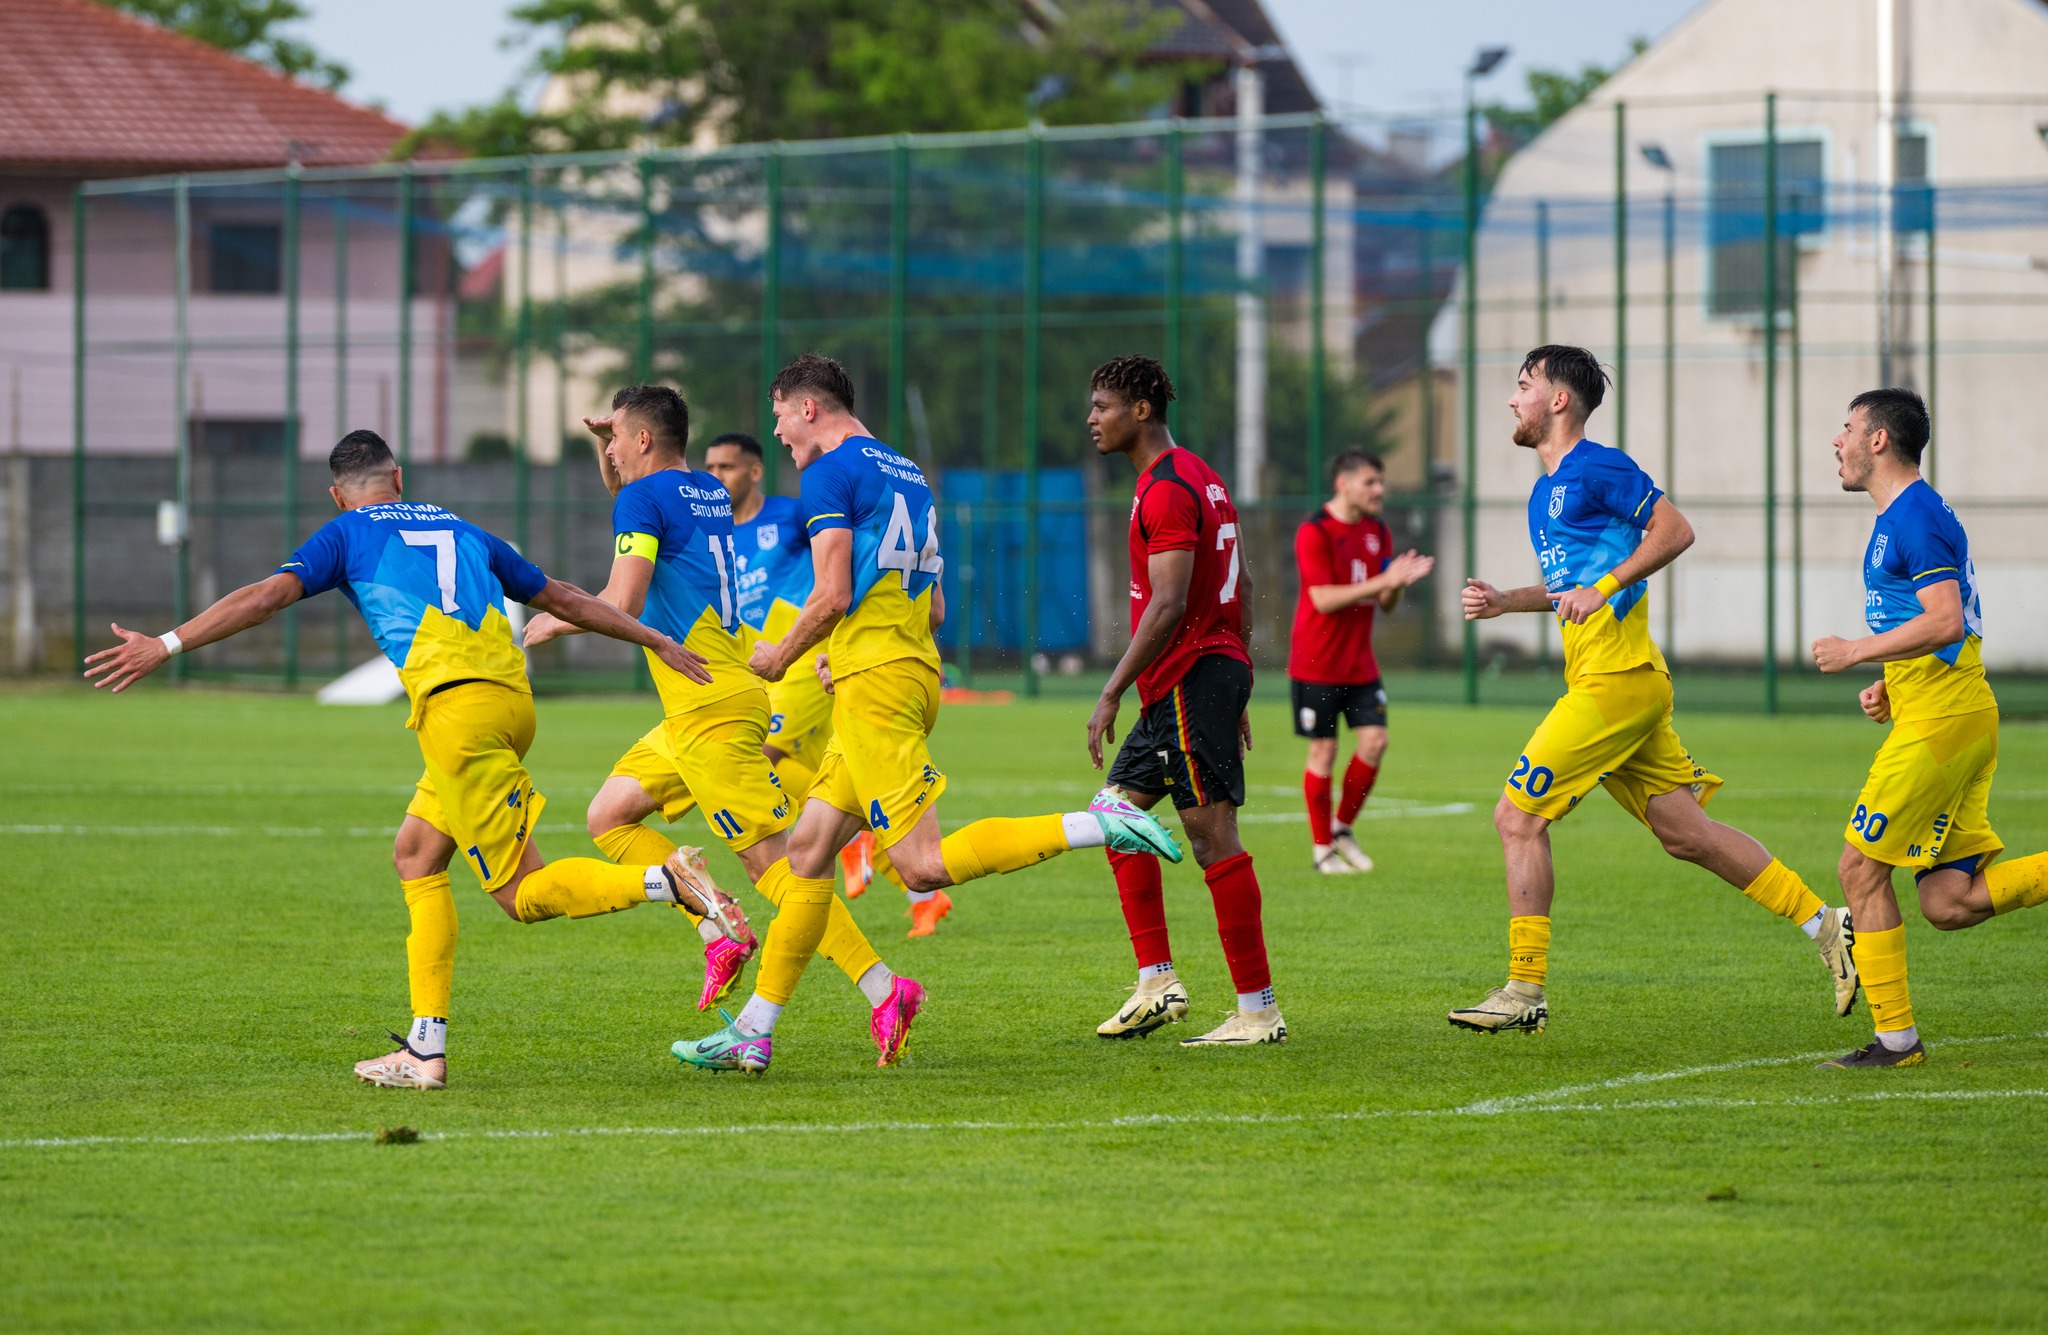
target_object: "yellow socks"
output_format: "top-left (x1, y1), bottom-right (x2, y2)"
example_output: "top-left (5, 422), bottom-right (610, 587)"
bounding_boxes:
top-left (401, 872), bottom-right (457, 1019)
top-left (752, 860), bottom-right (835, 1004)
top-left (513, 858), bottom-right (654, 923)
top-left (1858, 924), bottom-right (1915, 1036)
top-left (749, 855), bottom-right (882, 984)
top-left (1508, 915), bottom-right (1551, 986)
top-left (1741, 858), bottom-right (1827, 924)
top-left (939, 814), bottom-right (1071, 883)
top-left (1987, 852), bottom-right (2048, 915)
top-left (593, 823), bottom-right (701, 926)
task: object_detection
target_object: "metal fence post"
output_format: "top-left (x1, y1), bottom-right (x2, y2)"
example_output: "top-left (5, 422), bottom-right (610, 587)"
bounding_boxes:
top-left (1021, 127), bottom-right (1044, 698)
top-left (172, 174), bottom-right (191, 680)
top-left (1762, 91), bottom-right (1780, 713)
top-left (957, 501), bottom-right (975, 687)
top-left (1536, 198), bottom-right (1550, 344)
top-left (1308, 113), bottom-right (1327, 499)
top-left (1925, 183), bottom-right (1938, 487)
top-left (759, 146), bottom-right (782, 492)
top-left (1613, 100), bottom-right (1628, 452)
top-left (1790, 221), bottom-right (1804, 672)
top-left (398, 165), bottom-right (414, 465)
top-left (889, 135), bottom-right (909, 447)
top-left (553, 193), bottom-right (570, 598)
top-left (1662, 183), bottom-right (1677, 659)
top-left (70, 186), bottom-right (86, 674)
top-left (1460, 105), bottom-right (1480, 705)
top-left (282, 162), bottom-right (301, 687)
top-left (1165, 122), bottom-right (1184, 388)
top-left (636, 154), bottom-right (654, 383)
top-left (334, 192), bottom-right (349, 436)
top-left (515, 161), bottom-right (533, 552)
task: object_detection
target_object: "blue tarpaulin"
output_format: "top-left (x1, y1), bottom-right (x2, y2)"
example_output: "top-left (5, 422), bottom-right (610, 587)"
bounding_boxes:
top-left (935, 468), bottom-right (1089, 654)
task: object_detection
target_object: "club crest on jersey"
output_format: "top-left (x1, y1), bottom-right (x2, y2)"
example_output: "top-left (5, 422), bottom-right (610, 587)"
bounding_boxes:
top-left (1548, 485), bottom-right (1567, 518)
top-left (1871, 533), bottom-right (1888, 567)
top-left (1366, 533), bottom-right (1381, 555)
top-left (756, 523), bottom-right (779, 551)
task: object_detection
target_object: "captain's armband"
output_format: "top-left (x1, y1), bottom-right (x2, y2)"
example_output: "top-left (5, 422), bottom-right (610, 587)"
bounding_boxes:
top-left (615, 532), bottom-right (659, 561)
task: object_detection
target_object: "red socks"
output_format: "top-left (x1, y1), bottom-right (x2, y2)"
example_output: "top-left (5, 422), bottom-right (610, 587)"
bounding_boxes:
top-left (1337, 755), bottom-right (1379, 827)
top-left (1303, 770), bottom-right (1333, 846)
top-left (1109, 850), bottom-right (1172, 969)
top-left (1202, 851), bottom-right (1270, 995)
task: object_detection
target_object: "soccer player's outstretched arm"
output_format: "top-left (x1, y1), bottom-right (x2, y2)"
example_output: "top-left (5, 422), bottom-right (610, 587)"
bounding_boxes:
top-left (520, 549), bottom-right (654, 642)
top-left (526, 576), bottom-right (713, 684)
top-left (84, 572), bottom-right (305, 693)
top-left (750, 527), bottom-right (852, 683)
top-left (1461, 579), bottom-right (1555, 621)
top-left (1087, 547), bottom-right (1196, 769)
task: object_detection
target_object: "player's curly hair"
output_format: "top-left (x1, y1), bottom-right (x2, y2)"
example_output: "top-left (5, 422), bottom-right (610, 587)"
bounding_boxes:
top-left (770, 352), bottom-right (857, 413)
top-left (611, 384), bottom-right (690, 455)
top-left (1090, 355), bottom-right (1176, 420)
top-left (1520, 344), bottom-right (1609, 418)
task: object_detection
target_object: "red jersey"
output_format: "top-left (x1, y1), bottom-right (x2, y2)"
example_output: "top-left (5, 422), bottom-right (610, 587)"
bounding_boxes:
top-left (1288, 507), bottom-right (1391, 684)
top-left (1126, 446), bottom-right (1251, 708)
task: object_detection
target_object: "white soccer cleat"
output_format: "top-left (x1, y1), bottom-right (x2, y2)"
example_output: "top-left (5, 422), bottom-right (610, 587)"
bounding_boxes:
top-left (1313, 845), bottom-right (1357, 875)
top-left (1447, 980), bottom-right (1548, 1034)
top-left (1097, 973), bottom-right (1191, 1038)
top-left (1330, 829), bottom-right (1375, 873)
top-left (353, 1037), bottom-right (447, 1089)
top-left (1179, 1006), bottom-right (1287, 1047)
top-left (662, 847), bottom-right (756, 950)
top-left (1815, 905), bottom-right (1860, 1017)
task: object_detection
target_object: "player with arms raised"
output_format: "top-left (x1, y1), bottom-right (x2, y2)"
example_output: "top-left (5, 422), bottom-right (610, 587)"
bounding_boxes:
top-left (1452, 345), bottom-right (1856, 1034)
top-left (1290, 448), bottom-right (1433, 874)
top-left (1086, 354), bottom-right (1285, 1047)
top-left (673, 353), bottom-right (1182, 1074)
top-left (1811, 388), bottom-right (2048, 1068)
top-left (85, 429), bottom-right (746, 1090)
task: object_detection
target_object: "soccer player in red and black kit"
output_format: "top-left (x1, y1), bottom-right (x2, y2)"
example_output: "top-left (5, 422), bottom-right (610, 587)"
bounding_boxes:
top-left (1291, 449), bottom-right (1433, 874)
top-left (1083, 355), bottom-right (1284, 1047)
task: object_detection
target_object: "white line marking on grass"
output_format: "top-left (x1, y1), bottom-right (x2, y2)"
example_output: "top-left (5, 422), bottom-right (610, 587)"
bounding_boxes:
top-left (0, 822), bottom-right (593, 839)
top-left (0, 783), bottom-right (416, 797)
top-left (9, 1033), bottom-right (2043, 1152)
top-left (1238, 803), bottom-right (1474, 825)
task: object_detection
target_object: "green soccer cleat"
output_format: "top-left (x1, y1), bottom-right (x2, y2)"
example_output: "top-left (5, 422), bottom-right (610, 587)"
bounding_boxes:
top-left (1447, 980), bottom-right (1548, 1034)
top-left (672, 1009), bottom-right (773, 1074)
top-left (1819, 1037), bottom-right (1926, 1069)
top-left (1089, 788), bottom-right (1184, 863)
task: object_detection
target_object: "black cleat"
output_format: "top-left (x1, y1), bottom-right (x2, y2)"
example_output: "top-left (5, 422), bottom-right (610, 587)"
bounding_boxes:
top-left (1819, 1038), bottom-right (1926, 1069)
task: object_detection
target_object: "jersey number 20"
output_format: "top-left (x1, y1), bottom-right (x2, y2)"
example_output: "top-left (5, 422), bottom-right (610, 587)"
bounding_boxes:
top-left (878, 492), bottom-right (943, 590)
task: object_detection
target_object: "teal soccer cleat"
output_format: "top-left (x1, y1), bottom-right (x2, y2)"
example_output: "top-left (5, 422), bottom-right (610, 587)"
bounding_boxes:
top-left (673, 1009), bottom-right (773, 1074)
top-left (1089, 787), bottom-right (1184, 863)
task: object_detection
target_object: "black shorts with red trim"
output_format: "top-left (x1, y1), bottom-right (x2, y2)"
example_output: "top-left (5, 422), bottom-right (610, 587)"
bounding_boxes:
top-left (1107, 654), bottom-right (1251, 810)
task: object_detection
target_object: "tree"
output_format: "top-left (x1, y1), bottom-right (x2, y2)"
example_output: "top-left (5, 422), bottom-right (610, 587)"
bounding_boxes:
top-left (102, 0), bottom-right (349, 89)
top-left (1481, 38), bottom-right (1649, 149)
top-left (402, 0), bottom-right (1190, 158)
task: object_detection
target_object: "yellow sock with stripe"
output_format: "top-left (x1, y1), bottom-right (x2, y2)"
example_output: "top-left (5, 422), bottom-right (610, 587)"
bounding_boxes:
top-left (593, 823), bottom-right (704, 928)
top-left (1857, 924), bottom-right (1916, 1036)
top-left (401, 872), bottom-right (457, 1020)
top-left (939, 814), bottom-right (1072, 883)
top-left (770, 753), bottom-right (818, 803)
top-left (1740, 858), bottom-right (1827, 924)
top-left (1987, 852), bottom-right (2048, 915)
top-left (512, 858), bottom-right (658, 923)
top-left (749, 856), bottom-right (882, 985)
top-left (1508, 915), bottom-right (1551, 986)
top-left (752, 860), bottom-right (836, 1004)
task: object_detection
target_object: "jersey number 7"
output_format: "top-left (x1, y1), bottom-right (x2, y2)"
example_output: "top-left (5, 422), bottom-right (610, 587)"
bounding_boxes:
top-left (401, 530), bottom-right (460, 614)
top-left (878, 492), bottom-right (943, 590)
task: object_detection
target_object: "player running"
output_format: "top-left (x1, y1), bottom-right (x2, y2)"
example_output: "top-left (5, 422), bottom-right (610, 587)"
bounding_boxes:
top-left (1290, 448), bottom-right (1433, 874)
top-left (672, 352), bottom-right (1183, 1075)
top-left (84, 429), bottom-right (747, 1090)
top-left (523, 387), bottom-right (923, 1068)
top-left (1451, 344), bottom-right (1856, 1034)
top-left (1811, 389), bottom-right (2048, 1068)
top-left (1086, 354), bottom-right (1286, 1047)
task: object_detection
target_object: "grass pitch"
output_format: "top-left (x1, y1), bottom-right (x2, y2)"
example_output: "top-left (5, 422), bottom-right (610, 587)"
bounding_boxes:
top-left (3, 682), bottom-right (2047, 1331)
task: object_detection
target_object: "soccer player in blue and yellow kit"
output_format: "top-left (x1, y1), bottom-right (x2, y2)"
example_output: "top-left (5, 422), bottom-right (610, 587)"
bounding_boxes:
top-left (672, 353), bottom-right (1183, 1074)
top-left (84, 430), bottom-right (747, 1090)
top-left (1452, 345), bottom-right (1856, 1034)
top-left (1810, 389), bottom-right (2048, 1068)
top-left (523, 387), bottom-right (923, 1070)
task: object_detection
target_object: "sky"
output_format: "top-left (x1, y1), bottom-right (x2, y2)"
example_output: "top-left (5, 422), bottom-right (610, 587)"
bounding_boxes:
top-left (292, 0), bottom-right (1709, 128)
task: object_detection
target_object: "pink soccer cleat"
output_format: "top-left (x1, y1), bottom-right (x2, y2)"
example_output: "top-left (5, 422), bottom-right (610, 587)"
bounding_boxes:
top-left (698, 934), bottom-right (754, 1011)
top-left (870, 975), bottom-right (927, 1068)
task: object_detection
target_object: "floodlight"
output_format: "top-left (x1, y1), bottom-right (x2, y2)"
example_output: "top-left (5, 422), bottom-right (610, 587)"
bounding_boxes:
top-left (1468, 47), bottom-right (1510, 78)
top-left (1640, 144), bottom-right (1674, 172)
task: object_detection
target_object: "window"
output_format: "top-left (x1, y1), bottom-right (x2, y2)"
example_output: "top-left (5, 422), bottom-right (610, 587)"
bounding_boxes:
top-left (208, 223), bottom-right (281, 293)
top-left (0, 204), bottom-right (49, 291)
top-left (1894, 130), bottom-right (1932, 235)
top-left (1707, 138), bottom-right (1824, 317)
top-left (191, 418), bottom-right (288, 455)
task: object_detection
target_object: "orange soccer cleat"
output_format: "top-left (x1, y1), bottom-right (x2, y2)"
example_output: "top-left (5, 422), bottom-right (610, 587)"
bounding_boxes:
top-left (907, 889), bottom-right (953, 938)
top-left (840, 829), bottom-right (877, 899)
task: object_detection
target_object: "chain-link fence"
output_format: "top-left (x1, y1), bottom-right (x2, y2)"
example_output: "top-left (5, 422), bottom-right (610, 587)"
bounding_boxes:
top-left (30, 96), bottom-right (2048, 711)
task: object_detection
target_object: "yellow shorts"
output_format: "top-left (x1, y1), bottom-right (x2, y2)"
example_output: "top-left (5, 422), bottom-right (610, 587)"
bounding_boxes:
top-left (405, 682), bottom-right (547, 893)
top-left (607, 688), bottom-right (795, 853)
top-left (765, 663), bottom-right (837, 772)
top-left (810, 658), bottom-right (949, 851)
top-left (1846, 707), bottom-right (2003, 869)
top-left (1506, 665), bottom-right (1723, 826)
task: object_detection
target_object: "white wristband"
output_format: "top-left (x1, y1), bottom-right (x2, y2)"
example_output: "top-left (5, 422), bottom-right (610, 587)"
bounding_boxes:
top-left (159, 631), bottom-right (184, 656)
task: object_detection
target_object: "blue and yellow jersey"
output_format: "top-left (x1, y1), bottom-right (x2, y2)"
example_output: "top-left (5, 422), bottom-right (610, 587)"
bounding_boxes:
top-left (279, 501), bottom-right (546, 730)
top-left (1526, 439), bottom-right (1669, 682)
top-left (1864, 479), bottom-right (1995, 722)
top-left (734, 494), bottom-right (814, 641)
top-left (800, 436), bottom-right (942, 679)
top-left (613, 468), bottom-right (757, 715)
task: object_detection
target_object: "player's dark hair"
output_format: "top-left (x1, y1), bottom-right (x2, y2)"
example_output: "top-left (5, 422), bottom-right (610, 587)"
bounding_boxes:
top-left (770, 353), bottom-right (856, 413)
top-left (707, 431), bottom-right (763, 460)
top-left (1520, 344), bottom-right (1609, 418)
top-left (1849, 387), bottom-right (1930, 465)
top-left (1089, 355), bottom-right (1176, 420)
top-left (611, 384), bottom-right (689, 456)
top-left (329, 429), bottom-right (395, 482)
top-left (1330, 448), bottom-right (1384, 485)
